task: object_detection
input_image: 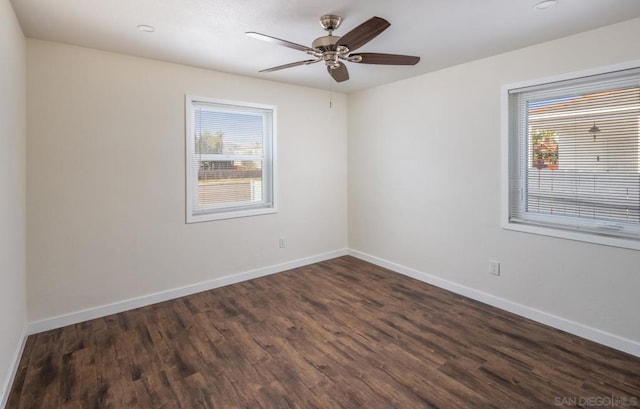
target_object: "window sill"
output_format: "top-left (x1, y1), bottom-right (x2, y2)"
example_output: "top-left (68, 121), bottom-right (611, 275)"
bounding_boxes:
top-left (187, 206), bottom-right (277, 223)
top-left (502, 220), bottom-right (640, 251)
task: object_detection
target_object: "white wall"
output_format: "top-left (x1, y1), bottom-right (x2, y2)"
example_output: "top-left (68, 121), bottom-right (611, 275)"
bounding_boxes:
top-left (20, 9), bottom-right (640, 352)
top-left (26, 40), bottom-right (348, 322)
top-left (348, 18), bottom-right (640, 343)
top-left (0, 0), bottom-right (26, 405)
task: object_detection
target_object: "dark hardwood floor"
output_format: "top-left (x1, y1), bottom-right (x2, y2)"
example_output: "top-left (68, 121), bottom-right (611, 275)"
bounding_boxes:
top-left (7, 256), bottom-right (640, 408)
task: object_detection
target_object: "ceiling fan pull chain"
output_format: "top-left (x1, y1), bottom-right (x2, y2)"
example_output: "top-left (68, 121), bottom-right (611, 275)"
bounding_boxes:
top-left (329, 76), bottom-right (333, 108)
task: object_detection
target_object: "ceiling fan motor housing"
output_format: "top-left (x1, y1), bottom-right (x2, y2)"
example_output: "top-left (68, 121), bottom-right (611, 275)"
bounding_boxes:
top-left (312, 35), bottom-right (340, 52)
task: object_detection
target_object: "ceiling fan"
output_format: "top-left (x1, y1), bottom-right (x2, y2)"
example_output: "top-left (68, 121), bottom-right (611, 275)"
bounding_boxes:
top-left (246, 15), bottom-right (420, 83)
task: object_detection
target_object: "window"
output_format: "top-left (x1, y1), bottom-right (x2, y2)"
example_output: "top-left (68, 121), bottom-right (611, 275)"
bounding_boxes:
top-left (186, 96), bottom-right (276, 222)
top-left (503, 64), bottom-right (640, 249)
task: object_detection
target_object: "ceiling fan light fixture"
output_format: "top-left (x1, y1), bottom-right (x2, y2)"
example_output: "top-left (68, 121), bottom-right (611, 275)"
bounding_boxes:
top-left (323, 52), bottom-right (341, 68)
top-left (534, 0), bottom-right (558, 10)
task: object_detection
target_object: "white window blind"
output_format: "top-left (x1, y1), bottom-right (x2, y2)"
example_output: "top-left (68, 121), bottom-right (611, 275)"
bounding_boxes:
top-left (186, 96), bottom-right (276, 223)
top-left (506, 66), bottom-right (640, 242)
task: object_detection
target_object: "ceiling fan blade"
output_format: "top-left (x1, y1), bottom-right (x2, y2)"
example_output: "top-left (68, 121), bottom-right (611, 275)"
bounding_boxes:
top-left (327, 64), bottom-right (349, 82)
top-left (260, 59), bottom-right (320, 73)
top-left (351, 52), bottom-right (420, 65)
top-left (336, 17), bottom-right (390, 52)
top-left (246, 32), bottom-right (314, 53)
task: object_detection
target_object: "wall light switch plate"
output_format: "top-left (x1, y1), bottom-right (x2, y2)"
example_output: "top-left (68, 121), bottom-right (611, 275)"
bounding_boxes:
top-left (489, 260), bottom-right (501, 276)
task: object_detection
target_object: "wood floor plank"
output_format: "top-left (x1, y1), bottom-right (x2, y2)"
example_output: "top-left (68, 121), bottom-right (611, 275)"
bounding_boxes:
top-left (7, 256), bottom-right (640, 408)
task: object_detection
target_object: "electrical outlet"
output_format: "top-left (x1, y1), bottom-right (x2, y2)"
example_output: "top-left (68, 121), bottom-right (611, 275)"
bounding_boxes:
top-left (279, 237), bottom-right (286, 248)
top-left (489, 260), bottom-right (500, 276)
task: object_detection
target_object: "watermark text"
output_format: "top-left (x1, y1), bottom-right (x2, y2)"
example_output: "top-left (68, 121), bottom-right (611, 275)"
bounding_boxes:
top-left (554, 395), bottom-right (638, 407)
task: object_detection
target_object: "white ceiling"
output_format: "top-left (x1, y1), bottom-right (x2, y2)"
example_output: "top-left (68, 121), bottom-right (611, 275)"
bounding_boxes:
top-left (10, 0), bottom-right (640, 93)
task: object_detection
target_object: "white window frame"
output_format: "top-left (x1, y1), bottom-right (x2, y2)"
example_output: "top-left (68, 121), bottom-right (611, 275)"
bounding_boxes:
top-left (185, 95), bottom-right (277, 223)
top-left (501, 60), bottom-right (640, 251)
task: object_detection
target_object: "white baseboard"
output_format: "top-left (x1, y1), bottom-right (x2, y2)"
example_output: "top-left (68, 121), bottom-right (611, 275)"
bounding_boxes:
top-left (0, 324), bottom-right (28, 409)
top-left (348, 249), bottom-right (640, 358)
top-left (25, 246), bottom-right (640, 359)
top-left (28, 249), bottom-right (348, 335)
